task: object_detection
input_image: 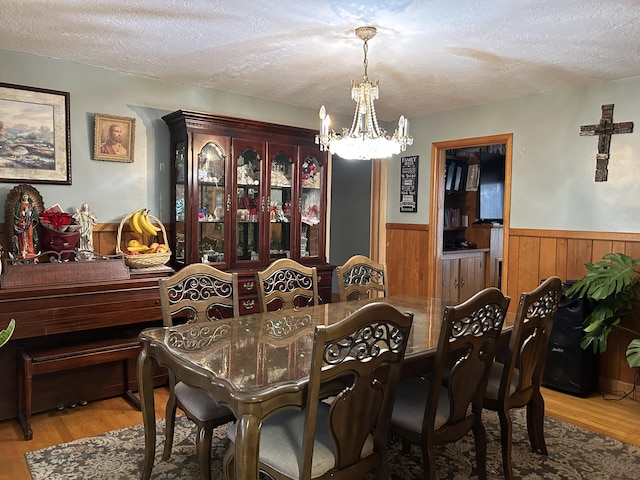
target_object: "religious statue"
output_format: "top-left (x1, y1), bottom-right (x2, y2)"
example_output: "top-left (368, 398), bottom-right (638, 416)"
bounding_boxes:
top-left (13, 192), bottom-right (39, 260)
top-left (73, 203), bottom-right (98, 252)
top-left (3, 184), bottom-right (44, 263)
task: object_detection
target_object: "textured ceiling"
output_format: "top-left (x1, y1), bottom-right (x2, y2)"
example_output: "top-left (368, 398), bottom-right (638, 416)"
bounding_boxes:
top-left (2, 0), bottom-right (640, 121)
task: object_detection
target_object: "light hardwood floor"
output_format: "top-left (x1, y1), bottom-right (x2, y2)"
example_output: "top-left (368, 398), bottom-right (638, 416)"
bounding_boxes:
top-left (0, 387), bottom-right (638, 479)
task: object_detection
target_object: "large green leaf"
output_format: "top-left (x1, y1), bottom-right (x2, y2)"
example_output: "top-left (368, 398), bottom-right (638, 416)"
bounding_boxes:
top-left (0, 318), bottom-right (15, 348)
top-left (626, 339), bottom-right (640, 368)
top-left (568, 253), bottom-right (640, 354)
top-left (566, 253), bottom-right (640, 301)
top-left (565, 253), bottom-right (640, 360)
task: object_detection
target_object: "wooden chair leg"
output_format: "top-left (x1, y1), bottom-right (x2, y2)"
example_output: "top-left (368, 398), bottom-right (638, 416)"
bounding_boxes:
top-left (161, 391), bottom-right (178, 461)
top-left (402, 439), bottom-right (411, 454)
top-left (421, 445), bottom-right (436, 480)
top-left (473, 420), bottom-right (488, 480)
top-left (195, 425), bottom-right (213, 480)
top-left (375, 455), bottom-right (392, 480)
top-left (527, 392), bottom-right (548, 455)
top-left (498, 408), bottom-right (514, 480)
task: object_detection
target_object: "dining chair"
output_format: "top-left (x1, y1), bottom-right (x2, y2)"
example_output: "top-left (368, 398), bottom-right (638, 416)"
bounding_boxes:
top-left (335, 254), bottom-right (387, 301)
top-left (390, 287), bottom-right (510, 480)
top-left (483, 276), bottom-right (563, 479)
top-left (223, 301), bottom-right (414, 480)
top-left (256, 258), bottom-right (319, 312)
top-left (157, 263), bottom-right (238, 480)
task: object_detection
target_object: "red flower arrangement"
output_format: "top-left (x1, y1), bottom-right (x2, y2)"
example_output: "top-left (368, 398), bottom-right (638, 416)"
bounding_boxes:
top-left (41, 211), bottom-right (73, 230)
top-left (40, 205), bottom-right (78, 232)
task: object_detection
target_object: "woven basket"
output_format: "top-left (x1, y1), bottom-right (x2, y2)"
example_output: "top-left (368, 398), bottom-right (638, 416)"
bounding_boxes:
top-left (116, 212), bottom-right (171, 269)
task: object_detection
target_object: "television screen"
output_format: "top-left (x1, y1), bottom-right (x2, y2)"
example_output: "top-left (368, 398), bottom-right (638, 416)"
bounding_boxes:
top-left (478, 154), bottom-right (505, 223)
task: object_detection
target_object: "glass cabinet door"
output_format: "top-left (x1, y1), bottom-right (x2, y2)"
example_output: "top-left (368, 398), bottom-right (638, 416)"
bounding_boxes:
top-left (268, 146), bottom-right (294, 261)
top-left (197, 140), bottom-right (228, 265)
top-left (234, 141), bottom-right (264, 264)
top-left (299, 151), bottom-right (323, 259)
top-left (174, 142), bottom-right (186, 265)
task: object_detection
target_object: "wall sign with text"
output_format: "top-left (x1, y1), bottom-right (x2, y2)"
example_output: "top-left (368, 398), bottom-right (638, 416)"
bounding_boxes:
top-left (400, 155), bottom-right (419, 213)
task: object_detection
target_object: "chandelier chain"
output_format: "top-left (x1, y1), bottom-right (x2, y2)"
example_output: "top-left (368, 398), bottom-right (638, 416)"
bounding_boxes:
top-left (362, 38), bottom-right (369, 81)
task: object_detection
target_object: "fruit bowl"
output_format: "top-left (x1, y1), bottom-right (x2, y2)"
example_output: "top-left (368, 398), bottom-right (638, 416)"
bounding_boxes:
top-left (116, 212), bottom-right (171, 269)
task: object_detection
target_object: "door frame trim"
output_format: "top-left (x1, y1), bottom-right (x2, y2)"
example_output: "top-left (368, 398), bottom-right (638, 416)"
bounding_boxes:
top-left (428, 134), bottom-right (513, 298)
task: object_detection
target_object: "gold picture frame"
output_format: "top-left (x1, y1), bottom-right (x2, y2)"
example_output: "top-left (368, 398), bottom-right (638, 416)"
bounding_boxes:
top-left (93, 113), bottom-right (135, 163)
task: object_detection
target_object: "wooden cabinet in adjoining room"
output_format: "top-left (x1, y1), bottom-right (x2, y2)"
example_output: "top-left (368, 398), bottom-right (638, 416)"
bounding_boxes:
top-left (162, 110), bottom-right (334, 309)
top-left (441, 249), bottom-right (488, 302)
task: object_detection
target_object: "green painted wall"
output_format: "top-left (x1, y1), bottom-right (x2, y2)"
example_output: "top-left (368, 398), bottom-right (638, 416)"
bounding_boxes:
top-left (388, 77), bottom-right (640, 233)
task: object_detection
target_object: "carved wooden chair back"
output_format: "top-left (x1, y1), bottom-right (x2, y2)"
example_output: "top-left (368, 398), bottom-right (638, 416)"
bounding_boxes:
top-left (483, 276), bottom-right (562, 480)
top-left (335, 254), bottom-right (387, 301)
top-left (256, 258), bottom-right (319, 312)
top-left (157, 263), bottom-right (238, 480)
top-left (158, 263), bottom-right (240, 326)
top-left (224, 302), bottom-right (414, 480)
top-left (390, 287), bottom-right (510, 480)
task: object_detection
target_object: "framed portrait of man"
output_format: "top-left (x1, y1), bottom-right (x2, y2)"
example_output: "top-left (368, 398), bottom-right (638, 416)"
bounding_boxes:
top-left (93, 113), bottom-right (135, 163)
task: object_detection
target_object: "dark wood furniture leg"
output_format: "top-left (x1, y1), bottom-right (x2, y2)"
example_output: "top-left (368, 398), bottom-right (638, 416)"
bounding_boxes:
top-left (138, 347), bottom-right (156, 480)
top-left (17, 349), bottom-right (33, 441)
top-left (123, 356), bottom-right (141, 410)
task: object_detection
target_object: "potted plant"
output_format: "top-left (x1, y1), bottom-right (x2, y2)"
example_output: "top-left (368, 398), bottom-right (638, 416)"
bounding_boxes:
top-left (566, 253), bottom-right (640, 367)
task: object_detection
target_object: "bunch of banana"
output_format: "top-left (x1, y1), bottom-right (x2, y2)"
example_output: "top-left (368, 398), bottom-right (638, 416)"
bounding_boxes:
top-left (126, 239), bottom-right (150, 253)
top-left (128, 209), bottom-right (161, 236)
top-left (126, 239), bottom-right (169, 255)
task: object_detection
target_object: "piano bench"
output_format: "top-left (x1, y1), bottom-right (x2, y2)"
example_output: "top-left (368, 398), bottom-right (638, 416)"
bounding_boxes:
top-left (17, 338), bottom-right (142, 441)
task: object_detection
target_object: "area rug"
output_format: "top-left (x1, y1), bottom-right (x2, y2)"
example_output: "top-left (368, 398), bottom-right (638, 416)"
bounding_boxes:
top-left (26, 409), bottom-right (640, 479)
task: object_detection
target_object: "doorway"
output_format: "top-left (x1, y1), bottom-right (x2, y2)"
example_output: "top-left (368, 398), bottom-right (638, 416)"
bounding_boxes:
top-left (427, 134), bottom-right (512, 299)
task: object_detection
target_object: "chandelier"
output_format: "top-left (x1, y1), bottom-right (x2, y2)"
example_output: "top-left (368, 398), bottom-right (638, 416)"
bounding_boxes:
top-left (316, 26), bottom-right (413, 161)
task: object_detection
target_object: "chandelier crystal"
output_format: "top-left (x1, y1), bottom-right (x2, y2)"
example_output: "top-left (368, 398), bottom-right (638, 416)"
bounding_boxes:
top-left (316, 26), bottom-right (413, 160)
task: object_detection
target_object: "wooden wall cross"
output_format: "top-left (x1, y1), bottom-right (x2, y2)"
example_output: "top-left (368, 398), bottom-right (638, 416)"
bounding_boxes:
top-left (580, 104), bottom-right (633, 182)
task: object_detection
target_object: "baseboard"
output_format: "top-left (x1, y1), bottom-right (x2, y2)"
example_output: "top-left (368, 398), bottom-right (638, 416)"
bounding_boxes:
top-left (598, 377), bottom-right (640, 401)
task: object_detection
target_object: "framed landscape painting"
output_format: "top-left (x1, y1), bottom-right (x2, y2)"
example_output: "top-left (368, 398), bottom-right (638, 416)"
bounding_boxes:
top-left (0, 83), bottom-right (71, 185)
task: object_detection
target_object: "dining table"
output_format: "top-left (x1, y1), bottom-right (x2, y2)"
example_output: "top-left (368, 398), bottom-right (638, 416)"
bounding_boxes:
top-left (137, 293), bottom-right (514, 480)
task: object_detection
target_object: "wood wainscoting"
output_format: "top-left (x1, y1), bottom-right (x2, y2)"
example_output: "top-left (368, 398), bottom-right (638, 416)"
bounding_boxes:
top-left (386, 223), bottom-right (431, 297)
top-left (386, 223), bottom-right (640, 399)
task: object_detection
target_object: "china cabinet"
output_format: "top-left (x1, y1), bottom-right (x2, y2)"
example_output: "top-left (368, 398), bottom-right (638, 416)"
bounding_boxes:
top-left (162, 110), bottom-right (332, 313)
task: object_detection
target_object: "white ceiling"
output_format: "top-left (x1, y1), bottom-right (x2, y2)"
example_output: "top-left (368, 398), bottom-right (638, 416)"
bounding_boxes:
top-left (2, 0), bottom-right (640, 122)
